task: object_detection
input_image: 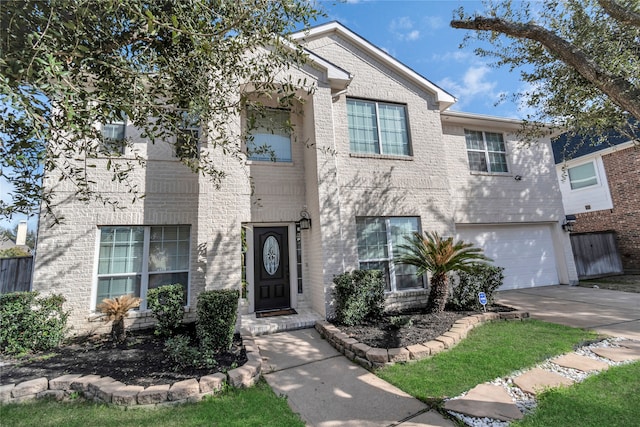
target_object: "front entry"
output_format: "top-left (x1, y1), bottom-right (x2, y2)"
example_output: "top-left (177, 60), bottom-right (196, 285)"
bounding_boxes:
top-left (254, 226), bottom-right (290, 311)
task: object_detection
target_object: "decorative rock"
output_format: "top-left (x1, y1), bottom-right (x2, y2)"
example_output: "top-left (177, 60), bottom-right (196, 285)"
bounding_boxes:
top-left (552, 353), bottom-right (609, 372)
top-left (87, 377), bottom-right (116, 397)
top-left (50, 374), bottom-right (83, 390)
top-left (0, 384), bottom-right (15, 402)
top-left (513, 368), bottom-right (574, 395)
top-left (442, 330), bottom-right (462, 341)
top-left (424, 340), bottom-right (445, 355)
top-left (366, 348), bottom-right (389, 363)
top-left (354, 356), bottom-right (372, 370)
top-left (95, 380), bottom-right (126, 403)
top-left (388, 347), bottom-right (410, 363)
top-left (406, 343), bottom-right (430, 360)
top-left (342, 338), bottom-right (359, 351)
top-left (352, 342), bottom-right (371, 358)
top-left (344, 349), bottom-right (355, 360)
top-left (435, 334), bottom-right (456, 349)
top-left (12, 377), bottom-right (48, 398)
top-left (137, 384), bottom-right (170, 404)
top-left (168, 378), bottom-right (200, 401)
top-left (448, 326), bottom-right (469, 339)
top-left (37, 390), bottom-right (65, 401)
top-left (228, 361), bottom-right (260, 388)
top-left (200, 373), bottom-right (226, 394)
top-left (111, 385), bottom-right (144, 406)
top-left (71, 375), bottom-right (103, 392)
top-left (444, 383), bottom-right (523, 421)
top-left (592, 346), bottom-right (640, 362)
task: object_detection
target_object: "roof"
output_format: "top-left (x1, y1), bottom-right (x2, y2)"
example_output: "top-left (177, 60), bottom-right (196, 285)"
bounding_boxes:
top-left (292, 21), bottom-right (456, 111)
top-left (552, 130), bottom-right (633, 164)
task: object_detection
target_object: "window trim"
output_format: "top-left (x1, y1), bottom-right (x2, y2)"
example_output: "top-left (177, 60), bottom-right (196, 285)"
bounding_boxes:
top-left (246, 107), bottom-right (293, 163)
top-left (567, 160), bottom-right (599, 190)
top-left (93, 225), bottom-right (191, 311)
top-left (347, 98), bottom-right (412, 157)
top-left (464, 129), bottom-right (510, 174)
top-left (356, 216), bottom-right (424, 293)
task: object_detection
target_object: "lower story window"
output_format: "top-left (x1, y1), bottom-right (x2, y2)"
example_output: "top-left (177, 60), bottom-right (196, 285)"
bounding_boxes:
top-left (96, 225), bottom-right (190, 307)
top-left (356, 217), bottom-right (423, 292)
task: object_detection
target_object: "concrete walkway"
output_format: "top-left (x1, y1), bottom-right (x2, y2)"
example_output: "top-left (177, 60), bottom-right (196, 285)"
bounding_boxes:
top-left (497, 285), bottom-right (640, 340)
top-left (255, 328), bottom-right (455, 427)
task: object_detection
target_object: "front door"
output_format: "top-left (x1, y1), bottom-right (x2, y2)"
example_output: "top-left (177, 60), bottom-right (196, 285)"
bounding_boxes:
top-left (254, 226), bottom-right (290, 311)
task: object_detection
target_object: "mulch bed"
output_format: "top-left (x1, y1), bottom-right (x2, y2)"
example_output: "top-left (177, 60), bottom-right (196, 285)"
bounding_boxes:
top-left (335, 306), bottom-right (513, 349)
top-left (0, 323), bottom-right (247, 388)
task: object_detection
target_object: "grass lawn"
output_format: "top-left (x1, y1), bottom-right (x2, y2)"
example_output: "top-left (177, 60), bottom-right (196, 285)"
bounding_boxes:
top-left (514, 361), bottom-right (640, 427)
top-left (0, 379), bottom-right (304, 427)
top-left (378, 319), bottom-right (599, 401)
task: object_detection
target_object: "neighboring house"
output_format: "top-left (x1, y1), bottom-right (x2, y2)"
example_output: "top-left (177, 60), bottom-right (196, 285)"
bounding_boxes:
top-left (32, 22), bottom-right (578, 334)
top-left (553, 131), bottom-right (639, 276)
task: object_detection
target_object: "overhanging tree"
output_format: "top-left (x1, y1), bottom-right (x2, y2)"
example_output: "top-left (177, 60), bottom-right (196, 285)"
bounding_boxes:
top-left (1, 0), bottom-right (320, 222)
top-left (451, 0), bottom-right (640, 145)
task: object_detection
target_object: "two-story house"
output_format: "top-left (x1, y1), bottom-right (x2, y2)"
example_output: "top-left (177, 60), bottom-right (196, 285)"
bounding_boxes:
top-left (32, 22), bottom-right (577, 334)
top-left (553, 130), bottom-right (639, 277)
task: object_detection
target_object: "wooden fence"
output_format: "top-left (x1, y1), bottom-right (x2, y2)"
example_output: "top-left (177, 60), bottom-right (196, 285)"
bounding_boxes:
top-left (570, 231), bottom-right (624, 279)
top-left (0, 256), bottom-right (33, 294)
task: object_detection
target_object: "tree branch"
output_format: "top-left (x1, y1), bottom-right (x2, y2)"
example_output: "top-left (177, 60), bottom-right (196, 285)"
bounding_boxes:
top-left (450, 16), bottom-right (640, 122)
top-left (598, 0), bottom-right (640, 27)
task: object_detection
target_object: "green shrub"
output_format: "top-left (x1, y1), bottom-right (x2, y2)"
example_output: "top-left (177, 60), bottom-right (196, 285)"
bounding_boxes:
top-left (196, 289), bottom-right (239, 353)
top-left (448, 264), bottom-right (505, 311)
top-left (146, 284), bottom-right (185, 337)
top-left (164, 335), bottom-right (201, 371)
top-left (0, 291), bottom-right (68, 355)
top-left (333, 270), bottom-right (385, 326)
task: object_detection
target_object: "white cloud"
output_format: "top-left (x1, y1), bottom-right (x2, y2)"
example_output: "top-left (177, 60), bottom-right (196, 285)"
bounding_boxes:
top-left (422, 15), bottom-right (445, 31)
top-left (389, 17), bottom-right (420, 41)
top-left (431, 50), bottom-right (473, 63)
top-left (438, 64), bottom-right (500, 109)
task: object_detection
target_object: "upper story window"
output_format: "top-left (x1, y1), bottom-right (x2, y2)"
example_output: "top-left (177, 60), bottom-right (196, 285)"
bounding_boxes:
top-left (347, 99), bottom-right (410, 156)
top-left (246, 108), bottom-right (292, 162)
top-left (101, 112), bottom-right (127, 154)
top-left (356, 216), bottom-right (424, 292)
top-left (175, 113), bottom-right (200, 159)
top-left (465, 130), bottom-right (508, 173)
top-left (96, 225), bottom-right (190, 309)
top-left (568, 161), bottom-right (598, 189)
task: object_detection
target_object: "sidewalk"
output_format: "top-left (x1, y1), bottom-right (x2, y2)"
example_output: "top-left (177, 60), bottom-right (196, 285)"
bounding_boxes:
top-left (255, 328), bottom-right (455, 427)
top-left (497, 285), bottom-right (640, 340)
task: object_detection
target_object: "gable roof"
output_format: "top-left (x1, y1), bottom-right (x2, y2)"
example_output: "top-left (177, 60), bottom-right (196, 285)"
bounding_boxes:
top-left (292, 21), bottom-right (456, 111)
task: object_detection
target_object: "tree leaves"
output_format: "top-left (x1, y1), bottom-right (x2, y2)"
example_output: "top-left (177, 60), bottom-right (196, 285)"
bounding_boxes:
top-left (1, 0), bottom-right (319, 221)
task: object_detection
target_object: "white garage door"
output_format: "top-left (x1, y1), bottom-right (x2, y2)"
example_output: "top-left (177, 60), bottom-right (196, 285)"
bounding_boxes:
top-left (456, 224), bottom-right (559, 290)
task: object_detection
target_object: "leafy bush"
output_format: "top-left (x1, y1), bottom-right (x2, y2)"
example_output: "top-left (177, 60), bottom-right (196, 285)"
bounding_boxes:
top-left (389, 315), bottom-right (413, 329)
top-left (333, 270), bottom-right (385, 326)
top-left (164, 335), bottom-right (202, 371)
top-left (196, 289), bottom-right (239, 353)
top-left (448, 264), bottom-right (505, 311)
top-left (146, 284), bottom-right (185, 337)
top-left (0, 291), bottom-right (68, 355)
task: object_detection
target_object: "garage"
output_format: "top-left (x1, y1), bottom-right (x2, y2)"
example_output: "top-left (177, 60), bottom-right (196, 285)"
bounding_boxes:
top-left (456, 224), bottom-right (560, 290)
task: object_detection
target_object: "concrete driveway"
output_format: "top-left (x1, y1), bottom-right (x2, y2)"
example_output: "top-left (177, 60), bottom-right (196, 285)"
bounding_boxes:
top-left (497, 285), bottom-right (640, 340)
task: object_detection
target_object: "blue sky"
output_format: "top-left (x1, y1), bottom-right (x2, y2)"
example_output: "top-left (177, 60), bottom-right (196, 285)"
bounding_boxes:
top-left (317, 0), bottom-right (531, 117)
top-left (1, 1), bottom-right (531, 233)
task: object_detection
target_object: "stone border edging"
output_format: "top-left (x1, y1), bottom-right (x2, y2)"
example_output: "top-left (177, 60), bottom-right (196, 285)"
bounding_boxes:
top-left (316, 311), bottom-right (530, 369)
top-left (0, 334), bottom-right (263, 407)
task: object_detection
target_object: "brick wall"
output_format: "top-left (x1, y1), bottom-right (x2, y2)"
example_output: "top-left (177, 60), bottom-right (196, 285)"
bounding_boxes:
top-left (572, 145), bottom-right (640, 272)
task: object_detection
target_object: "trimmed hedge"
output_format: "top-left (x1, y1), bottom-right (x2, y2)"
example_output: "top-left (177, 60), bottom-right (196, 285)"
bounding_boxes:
top-left (196, 289), bottom-right (239, 353)
top-left (448, 264), bottom-right (505, 311)
top-left (0, 291), bottom-right (68, 355)
top-left (333, 270), bottom-right (385, 326)
top-left (146, 284), bottom-right (185, 337)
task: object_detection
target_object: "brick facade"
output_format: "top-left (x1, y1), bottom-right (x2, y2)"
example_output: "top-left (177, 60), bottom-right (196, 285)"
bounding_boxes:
top-left (572, 145), bottom-right (640, 272)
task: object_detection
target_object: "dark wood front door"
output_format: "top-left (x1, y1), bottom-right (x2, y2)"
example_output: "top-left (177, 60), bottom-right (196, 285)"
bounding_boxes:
top-left (254, 226), bottom-right (290, 311)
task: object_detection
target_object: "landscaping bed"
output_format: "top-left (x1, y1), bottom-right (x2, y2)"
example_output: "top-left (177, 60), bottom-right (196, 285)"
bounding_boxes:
top-left (0, 323), bottom-right (247, 388)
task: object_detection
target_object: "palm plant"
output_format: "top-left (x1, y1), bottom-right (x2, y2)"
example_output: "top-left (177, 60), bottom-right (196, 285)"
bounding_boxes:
top-left (97, 294), bottom-right (141, 343)
top-left (397, 231), bottom-right (490, 313)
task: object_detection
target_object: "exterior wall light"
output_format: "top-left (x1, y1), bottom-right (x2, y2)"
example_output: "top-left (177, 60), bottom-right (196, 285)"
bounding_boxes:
top-left (299, 209), bottom-right (312, 230)
top-left (562, 214), bottom-right (577, 232)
